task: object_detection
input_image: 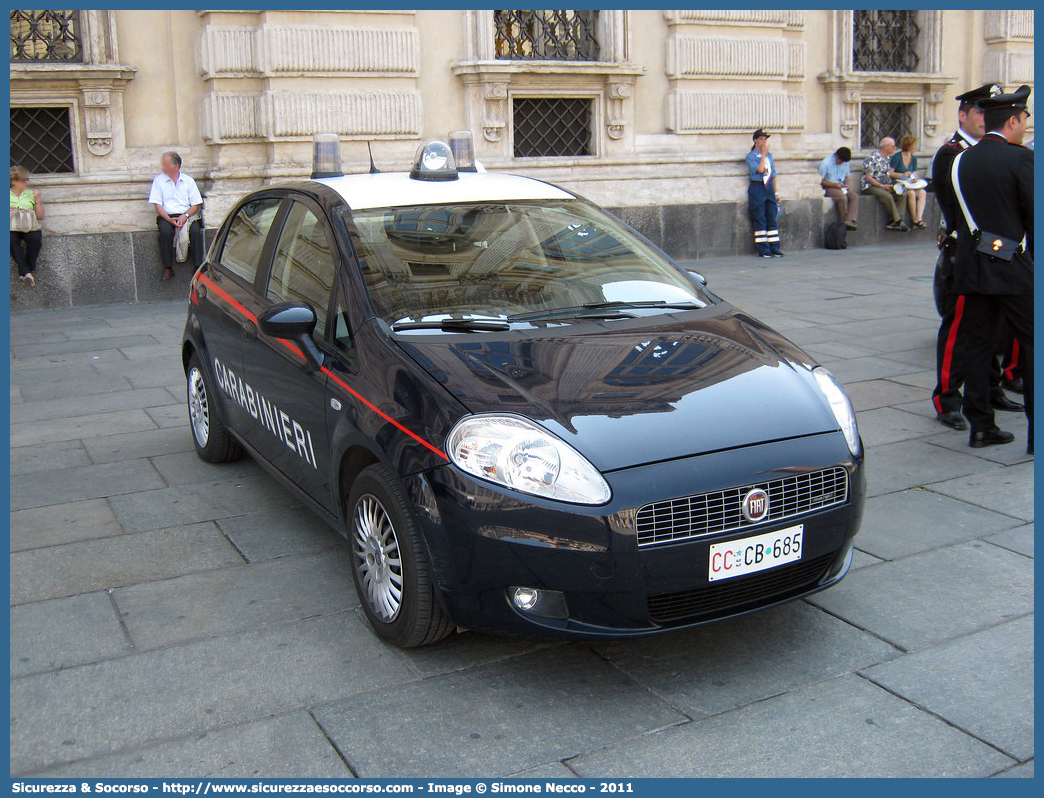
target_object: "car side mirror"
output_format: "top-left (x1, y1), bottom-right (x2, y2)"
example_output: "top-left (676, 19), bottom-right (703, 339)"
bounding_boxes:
top-left (686, 270), bottom-right (708, 287)
top-left (258, 302), bottom-right (324, 373)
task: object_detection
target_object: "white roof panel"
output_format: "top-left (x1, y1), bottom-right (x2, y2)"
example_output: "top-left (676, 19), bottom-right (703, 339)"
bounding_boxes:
top-left (313, 171), bottom-right (574, 211)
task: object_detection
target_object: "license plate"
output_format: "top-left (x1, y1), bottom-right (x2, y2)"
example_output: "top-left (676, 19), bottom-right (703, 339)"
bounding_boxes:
top-left (708, 525), bottom-right (803, 582)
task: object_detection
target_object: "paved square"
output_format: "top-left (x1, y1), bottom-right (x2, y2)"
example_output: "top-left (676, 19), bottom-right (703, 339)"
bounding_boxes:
top-left (9, 242), bottom-right (1032, 777)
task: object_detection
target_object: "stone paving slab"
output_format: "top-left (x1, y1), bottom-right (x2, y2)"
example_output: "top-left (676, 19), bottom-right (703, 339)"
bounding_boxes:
top-left (591, 601), bottom-right (897, 719)
top-left (10, 613), bottom-right (413, 775)
top-left (10, 592), bottom-right (133, 678)
top-left (10, 408), bottom-right (158, 448)
top-left (9, 498), bottom-right (125, 552)
top-left (843, 378), bottom-right (928, 412)
top-left (32, 712), bottom-right (353, 779)
top-left (9, 439), bottom-right (92, 476)
top-left (10, 522), bottom-right (243, 604)
top-left (215, 506), bottom-right (344, 563)
top-left (863, 615), bottom-right (1034, 761)
top-left (149, 450), bottom-right (264, 487)
top-left (927, 428), bottom-right (1035, 466)
top-left (855, 489), bottom-right (1022, 560)
top-left (7, 348), bottom-right (130, 376)
top-left (15, 372), bottom-right (134, 402)
top-left (510, 762), bottom-right (578, 779)
top-left (81, 425), bottom-right (197, 464)
top-left (817, 355), bottom-right (922, 385)
top-left (808, 541), bottom-right (1033, 651)
top-left (108, 475), bottom-right (301, 533)
top-left (985, 524), bottom-right (1034, 558)
top-left (855, 406), bottom-right (947, 448)
top-left (927, 462), bottom-right (1036, 522)
top-left (144, 402), bottom-right (189, 428)
top-left (863, 438), bottom-right (999, 498)
top-left (994, 760), bottom-right (1034, 778)
top-left (9, 458), bottom-right (166, 512)
top-left (12, 387), bottom-right (174, 425)
top-left (11, 334), bottom-right (161, 360)
top-left (112, 548), bottom-right (358, 650)
top-left (568, 674), bottom-right (1014, 778)
top-left (313, 646), bottom-right (686, 778)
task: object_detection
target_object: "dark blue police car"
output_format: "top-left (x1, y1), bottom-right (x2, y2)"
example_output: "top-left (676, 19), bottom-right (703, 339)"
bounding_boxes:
top-left (183, 133), bottom-right (864, 647)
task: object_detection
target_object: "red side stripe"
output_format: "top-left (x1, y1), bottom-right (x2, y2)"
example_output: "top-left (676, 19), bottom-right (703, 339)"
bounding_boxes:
top-left (194, 271), bottom-right (447, 460)
top-left (940, 295), bottom-right (965, 395)
top-left (196, 272), bottom-right (257, 323)
top-left (321, 366), bottom-right (449, 461)
top-left (1004, 339), bottom-right (1020, 381)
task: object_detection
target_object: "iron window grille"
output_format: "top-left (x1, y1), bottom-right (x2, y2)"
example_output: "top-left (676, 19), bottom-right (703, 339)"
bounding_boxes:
top-left (494, 10), bottom-right (600, 61)
top-left (852, 10), bottom-right (921, 73)
top-left (513, 97), bottom-right (592, 158)
top-left (10, 10), bottom-right (83, 63)
top-left (10, 106), bottom-right (76, 174)
top-left (860, 102), bottom-right (914, 152)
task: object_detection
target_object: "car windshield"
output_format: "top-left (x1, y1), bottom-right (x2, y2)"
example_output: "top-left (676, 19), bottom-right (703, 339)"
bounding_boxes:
top-left (343, 199), bottom-right (711, 327)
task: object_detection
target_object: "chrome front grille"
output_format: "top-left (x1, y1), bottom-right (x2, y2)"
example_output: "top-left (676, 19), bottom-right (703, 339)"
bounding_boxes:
top-left (635, 467), bottom-right (849, 548)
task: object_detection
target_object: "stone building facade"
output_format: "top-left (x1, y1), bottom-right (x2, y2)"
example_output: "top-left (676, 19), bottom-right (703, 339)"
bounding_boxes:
top-left (9, 9), bottom-right (1035, 308)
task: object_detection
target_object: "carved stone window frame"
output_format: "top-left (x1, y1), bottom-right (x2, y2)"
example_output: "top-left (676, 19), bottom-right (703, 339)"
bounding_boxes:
top-left (819, 9), bottom-right (955, 148)
top-left (9, 10), bottom-right (136, 171)
top-left (453, 9), bottom-right (643, 164)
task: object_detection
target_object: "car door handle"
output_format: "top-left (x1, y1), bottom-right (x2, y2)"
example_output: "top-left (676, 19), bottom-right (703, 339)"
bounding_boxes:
top-left (242, 320), bottom-right (257, 340)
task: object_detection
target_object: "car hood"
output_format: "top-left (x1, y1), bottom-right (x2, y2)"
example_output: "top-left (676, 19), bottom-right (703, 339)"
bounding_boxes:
top-left (395, 306), bottom-right (839, 472)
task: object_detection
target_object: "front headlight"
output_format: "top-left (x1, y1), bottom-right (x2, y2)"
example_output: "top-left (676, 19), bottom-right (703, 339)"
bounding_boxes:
top-left (813, 367), bottom-right (861, 455)
top-left (446, 414), bottom-right (611, 505)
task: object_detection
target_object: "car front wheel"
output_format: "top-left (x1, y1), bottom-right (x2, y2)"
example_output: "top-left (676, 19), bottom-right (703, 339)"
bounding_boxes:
top-left (347, 464), bottom-right (453, 648)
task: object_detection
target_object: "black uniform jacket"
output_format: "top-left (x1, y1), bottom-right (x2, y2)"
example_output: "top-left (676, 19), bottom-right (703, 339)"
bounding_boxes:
top-left (932, 130), bottom-right (972, 235)
top-left (950, 132), bottom-right (1034, 296)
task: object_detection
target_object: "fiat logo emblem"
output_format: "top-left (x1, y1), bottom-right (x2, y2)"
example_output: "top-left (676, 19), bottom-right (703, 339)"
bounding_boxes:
top-left (742, 488), bottom-right (770, 522)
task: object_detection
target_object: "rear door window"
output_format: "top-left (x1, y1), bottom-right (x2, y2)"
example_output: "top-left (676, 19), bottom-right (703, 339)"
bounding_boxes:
top-left (218, 197), bottom-right (282, 286)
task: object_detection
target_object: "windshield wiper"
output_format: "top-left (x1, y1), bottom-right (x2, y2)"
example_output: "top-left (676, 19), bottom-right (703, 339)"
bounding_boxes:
top-left (582, 300), bottom-right (704, 310)
top-left (508, 300), bottom-right (702, 322)
top-left (390, 319), bottom-right (512, 333)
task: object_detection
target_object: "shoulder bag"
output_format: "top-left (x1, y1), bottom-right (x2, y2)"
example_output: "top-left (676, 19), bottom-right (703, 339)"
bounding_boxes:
top-left (950, 151), bottom-right (1025, 262)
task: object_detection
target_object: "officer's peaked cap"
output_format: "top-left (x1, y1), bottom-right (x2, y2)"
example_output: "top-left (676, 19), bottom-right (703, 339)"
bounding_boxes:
top-left (977, 85), bottom-right (1032, 113)
top-left (955, 83), bottom-right (1003, 105)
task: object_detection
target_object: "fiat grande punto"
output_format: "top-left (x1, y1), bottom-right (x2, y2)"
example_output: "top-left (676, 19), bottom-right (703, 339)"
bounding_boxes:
top-left (182, 134), bottom-right (864, 647)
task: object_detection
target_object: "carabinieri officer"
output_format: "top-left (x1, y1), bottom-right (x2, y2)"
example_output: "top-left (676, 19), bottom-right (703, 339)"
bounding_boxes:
top-left (930, 83), bottom-right (1023, 429)
top-left (948, 85), bottom-right (1034, 453)
top-left (746, 129), bottom-right (783, 259)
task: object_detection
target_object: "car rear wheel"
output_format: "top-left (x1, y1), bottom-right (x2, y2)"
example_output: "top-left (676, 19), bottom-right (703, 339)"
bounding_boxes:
top-left (186, 353), bottom-right (242, 463)
top-left (347, 464), bottom-right (453, 648)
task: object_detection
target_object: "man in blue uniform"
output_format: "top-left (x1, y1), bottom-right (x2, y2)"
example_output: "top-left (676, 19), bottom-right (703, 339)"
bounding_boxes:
top-left (948, 85), bottom-right (1034, 452)
top-left (746, 129), bottom-right (783, 259)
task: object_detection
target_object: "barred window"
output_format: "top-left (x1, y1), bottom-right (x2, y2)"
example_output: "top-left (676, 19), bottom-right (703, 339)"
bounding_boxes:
top-left (853, 10), bottom-right (920, 72)
top-left (860, 102), bottom-right (914, 151)
top-left (10, 106), bottom-right (75, 174)
top-left (494, 10), bottom-right (599, 61)
top-left (10, 10), bottom-right (83, 63)
top-left (513, 97), bottom-right (592, 158)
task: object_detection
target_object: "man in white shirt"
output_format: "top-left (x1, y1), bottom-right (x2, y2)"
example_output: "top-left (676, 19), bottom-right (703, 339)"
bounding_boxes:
top-left (148, 151), bottom-right (203, 280)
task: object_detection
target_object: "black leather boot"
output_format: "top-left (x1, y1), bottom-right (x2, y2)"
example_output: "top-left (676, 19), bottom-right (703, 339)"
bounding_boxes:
top-left (969, 428), bottom-right (1015, 448)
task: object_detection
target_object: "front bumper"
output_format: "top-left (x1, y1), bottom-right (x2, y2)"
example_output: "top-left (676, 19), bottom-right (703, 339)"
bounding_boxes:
top-left (408, 431), bottom-right (864, 640)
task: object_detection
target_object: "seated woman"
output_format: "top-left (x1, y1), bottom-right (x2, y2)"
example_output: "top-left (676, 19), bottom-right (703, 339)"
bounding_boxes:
top-left (889, 135), bottom-right (928, 229)
top-left (10, 165), bottom-right (45, 287)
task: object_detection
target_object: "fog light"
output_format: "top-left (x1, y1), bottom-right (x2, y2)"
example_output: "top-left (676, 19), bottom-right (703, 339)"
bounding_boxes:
top-left (512, 587), bottom-right (540, 610)
top-left (509, 587), bottom-right (569, 619)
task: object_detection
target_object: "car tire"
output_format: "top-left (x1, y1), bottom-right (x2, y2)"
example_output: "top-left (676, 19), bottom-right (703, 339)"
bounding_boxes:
top-left (347, 464), bottom-right (453, 648)
top-left (186, 353), bottom-right (243, 463)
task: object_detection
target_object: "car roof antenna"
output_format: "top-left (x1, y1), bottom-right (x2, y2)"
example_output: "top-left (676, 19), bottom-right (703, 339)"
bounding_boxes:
top-left (366, 141), bottom-right (381, 174)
